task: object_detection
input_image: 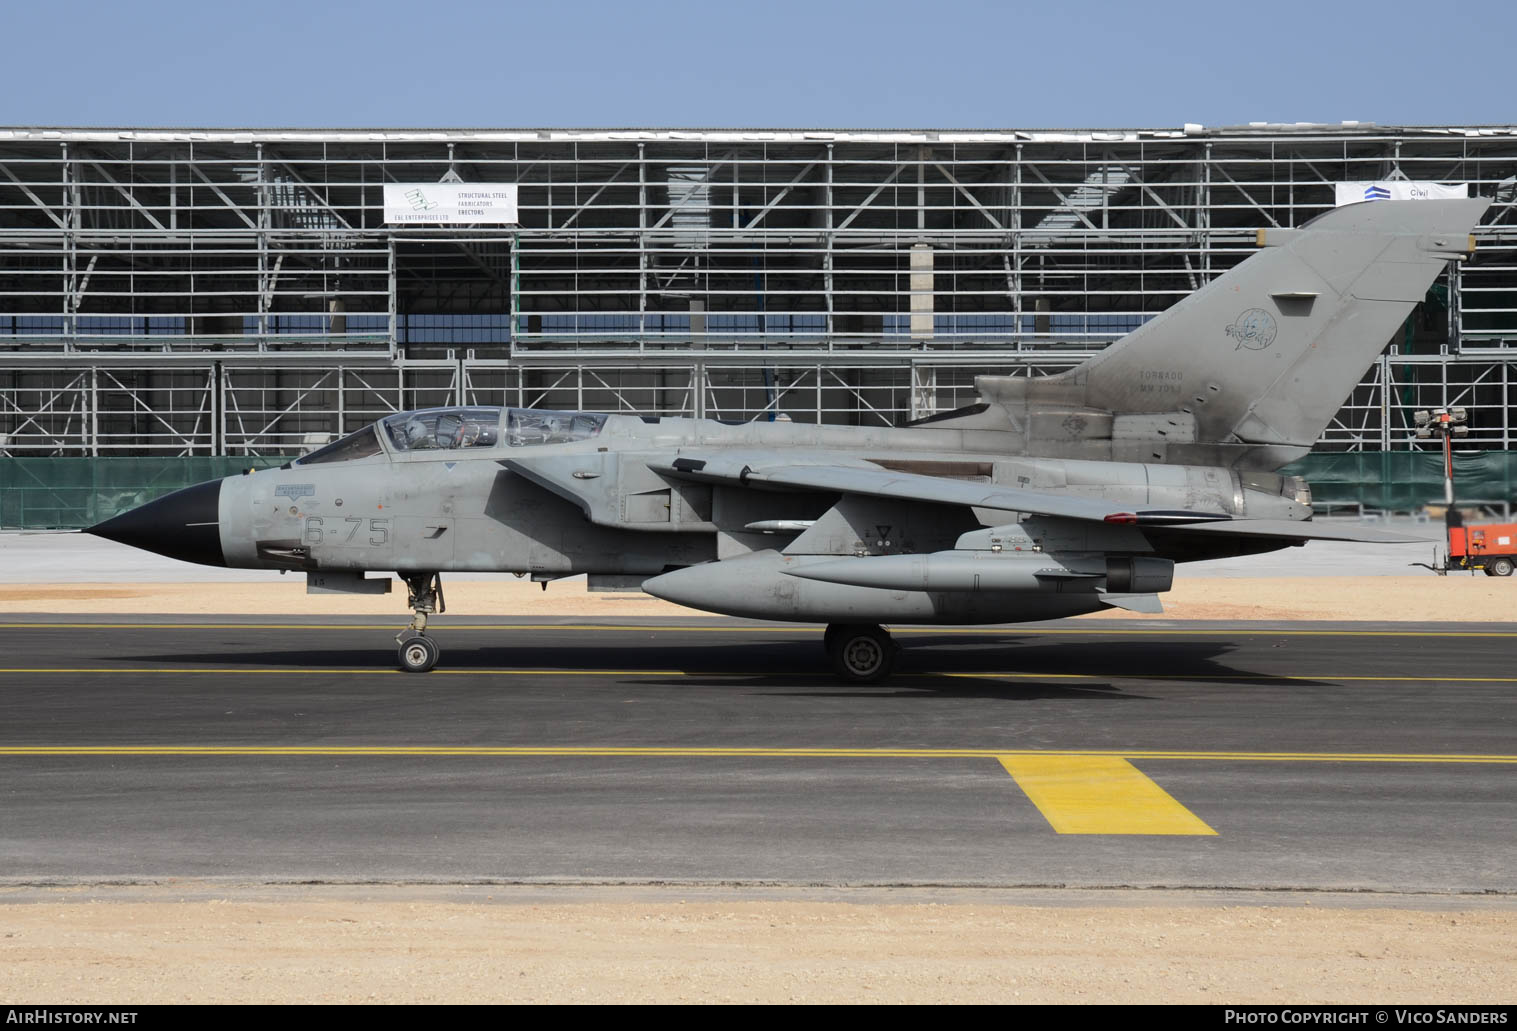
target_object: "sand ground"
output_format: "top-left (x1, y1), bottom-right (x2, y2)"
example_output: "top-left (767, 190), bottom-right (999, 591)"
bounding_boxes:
top-left (1, 572), bottom-right (1513, 621)
top-left (3, 887), bottom-right (1516, 1005)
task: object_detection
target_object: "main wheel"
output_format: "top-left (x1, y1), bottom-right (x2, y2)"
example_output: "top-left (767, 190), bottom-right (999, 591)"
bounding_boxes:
top-left (398, 635), bottom-right (440, 673)
top-left (826, 623), bottom-right (897, 684)
top-left (1488, 557), bottom-right (1514, 577)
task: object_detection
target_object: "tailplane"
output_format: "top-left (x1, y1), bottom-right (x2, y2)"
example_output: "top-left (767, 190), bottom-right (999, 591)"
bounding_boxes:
top-left (974, 198), bottom-right (1489, 469)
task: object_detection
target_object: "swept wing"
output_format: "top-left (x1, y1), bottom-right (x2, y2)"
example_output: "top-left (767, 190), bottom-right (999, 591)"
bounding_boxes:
top-left (648, 451), bottom-right (1422, 545)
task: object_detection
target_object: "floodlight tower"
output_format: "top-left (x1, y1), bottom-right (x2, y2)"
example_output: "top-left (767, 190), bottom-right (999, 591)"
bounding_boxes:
top-left (1414, 407), bottom-right (1469, 528)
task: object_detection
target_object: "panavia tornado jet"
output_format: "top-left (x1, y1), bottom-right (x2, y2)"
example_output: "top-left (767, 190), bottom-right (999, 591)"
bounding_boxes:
top-left (88, 199), bottom-right (1487, 681)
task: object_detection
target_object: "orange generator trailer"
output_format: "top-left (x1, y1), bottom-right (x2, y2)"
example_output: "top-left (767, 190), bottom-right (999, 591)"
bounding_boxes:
top-left (1446, 522), bottom-right (1517, 576)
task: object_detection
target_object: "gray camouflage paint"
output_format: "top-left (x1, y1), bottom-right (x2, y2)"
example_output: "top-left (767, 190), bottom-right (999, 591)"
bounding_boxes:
top-left (205, 199), bottom-right (1486, 624)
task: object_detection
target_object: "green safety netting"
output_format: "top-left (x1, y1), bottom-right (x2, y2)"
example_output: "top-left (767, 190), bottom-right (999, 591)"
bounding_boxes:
top-left (0, 457), bottom-right (291, 529)
top-left (1280, 451), bottom-right (1517, 512)
top-left (2, 452), bottom-right (1515, 529)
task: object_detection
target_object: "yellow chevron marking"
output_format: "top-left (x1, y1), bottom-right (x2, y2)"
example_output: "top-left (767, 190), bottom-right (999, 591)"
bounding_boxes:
top-left (997, 754), bottom-right (1217, 835)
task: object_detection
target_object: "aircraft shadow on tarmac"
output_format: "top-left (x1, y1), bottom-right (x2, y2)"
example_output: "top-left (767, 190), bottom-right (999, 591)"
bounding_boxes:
top-left (899, 637), bottom-right (1331, 686)
top-left (715, 678), bottom-right (1151, 702)
top-left (134, 635), bottom-right (1333, 695)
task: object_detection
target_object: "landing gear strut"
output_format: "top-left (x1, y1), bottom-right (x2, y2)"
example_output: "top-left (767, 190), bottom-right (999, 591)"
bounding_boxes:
top-left (396, 572), bottom-right (445, 673)
top-left (824, 623), bottom-right (898, 683)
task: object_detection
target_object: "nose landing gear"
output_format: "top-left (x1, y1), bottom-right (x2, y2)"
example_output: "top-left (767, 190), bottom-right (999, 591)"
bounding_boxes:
top-left (396, 572), bottom-right (445, 672)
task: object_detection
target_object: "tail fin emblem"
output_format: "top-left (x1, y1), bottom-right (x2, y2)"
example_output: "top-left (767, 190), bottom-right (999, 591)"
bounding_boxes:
top-left (1225, 308), bottom-right (1278, 351)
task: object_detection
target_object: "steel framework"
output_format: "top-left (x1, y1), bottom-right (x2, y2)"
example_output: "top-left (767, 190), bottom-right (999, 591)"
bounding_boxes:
top-left (3, 124), bottom-right (1517, 456)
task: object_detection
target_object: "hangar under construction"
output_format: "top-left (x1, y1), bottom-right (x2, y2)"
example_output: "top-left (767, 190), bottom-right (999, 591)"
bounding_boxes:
top-left (3, 123), bottom-right (1517, 523)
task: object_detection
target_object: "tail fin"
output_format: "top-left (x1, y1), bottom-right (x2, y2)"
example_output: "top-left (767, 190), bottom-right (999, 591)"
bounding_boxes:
top-left (977, 198), bottom-right (1489, 468)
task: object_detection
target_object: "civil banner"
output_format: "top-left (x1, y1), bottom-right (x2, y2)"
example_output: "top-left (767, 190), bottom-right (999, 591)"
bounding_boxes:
top-left (383, 183), bottom-right (519, 224)
top-left (1334, 181), bottom-right (1468, 206)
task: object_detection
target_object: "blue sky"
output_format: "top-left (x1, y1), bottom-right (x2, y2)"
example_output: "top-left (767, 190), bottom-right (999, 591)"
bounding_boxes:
top-left (4, 0), bottom-right (1509, 128)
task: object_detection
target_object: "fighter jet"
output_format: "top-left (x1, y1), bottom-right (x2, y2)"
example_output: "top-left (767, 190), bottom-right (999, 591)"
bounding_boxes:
top-left (88, 198), bottom-right (1488, 681)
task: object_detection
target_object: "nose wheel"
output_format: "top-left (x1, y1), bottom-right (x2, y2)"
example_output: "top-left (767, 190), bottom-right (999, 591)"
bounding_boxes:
top-left (396, 571), bottom-right (445, 673)
top-left (824, 623), bottom-right (898, 683)
top-left (398, 634), bottom-right (440, 673)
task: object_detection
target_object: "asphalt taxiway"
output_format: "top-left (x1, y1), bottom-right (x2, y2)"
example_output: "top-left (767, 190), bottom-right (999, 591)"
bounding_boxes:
top-left (1, 615), bottom-right (1514, 893)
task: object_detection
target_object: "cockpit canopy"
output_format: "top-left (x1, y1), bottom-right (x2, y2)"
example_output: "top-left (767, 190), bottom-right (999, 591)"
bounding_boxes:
top-left (295, 406), bottom-right (609, 465)
top-left (295, 424), bottom-right (384, 465)
top-left (504, 408), bottom-right (608, 447)
top-left (383, 407), bottom-right (502, 452)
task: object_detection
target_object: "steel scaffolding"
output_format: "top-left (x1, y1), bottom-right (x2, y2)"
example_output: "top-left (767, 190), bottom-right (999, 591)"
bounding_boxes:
top-left (3, 124), bottom-right (1517, 456)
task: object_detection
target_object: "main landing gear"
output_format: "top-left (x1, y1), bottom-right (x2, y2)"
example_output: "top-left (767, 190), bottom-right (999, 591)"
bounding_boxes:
top-left (824, 623), bottom-right (899, 684)
top-left (396, 572), bottom-right (445, 673)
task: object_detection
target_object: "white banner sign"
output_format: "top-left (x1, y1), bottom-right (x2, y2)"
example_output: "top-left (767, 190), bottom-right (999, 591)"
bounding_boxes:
top-left (1335, 181), bottom-right (1469, 206)
top-left (383, 183), bottom-right (519, 224)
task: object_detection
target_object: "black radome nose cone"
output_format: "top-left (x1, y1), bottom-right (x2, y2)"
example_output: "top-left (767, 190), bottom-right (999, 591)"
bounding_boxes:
top-left (87, 478), bottom-right (226, 567)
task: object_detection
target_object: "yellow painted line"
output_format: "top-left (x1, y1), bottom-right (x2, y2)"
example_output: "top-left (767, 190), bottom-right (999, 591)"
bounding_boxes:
top-left (0, 746), bottom-right (1512, 764)
top-left (997, 754), bottom-right (1217, 835)
top-left (8, 745), bottom-right (1505, 839)
top-left (2, 623), bottom-right (1516, 638)
top-left (1, 667), bottom-right (1516, 685)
